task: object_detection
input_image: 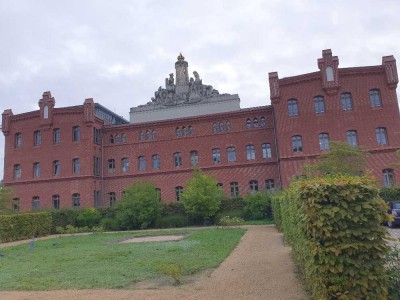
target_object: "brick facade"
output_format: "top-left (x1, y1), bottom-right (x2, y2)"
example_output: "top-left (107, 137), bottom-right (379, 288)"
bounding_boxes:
top-left (2, 50), bottom-right (400, 212)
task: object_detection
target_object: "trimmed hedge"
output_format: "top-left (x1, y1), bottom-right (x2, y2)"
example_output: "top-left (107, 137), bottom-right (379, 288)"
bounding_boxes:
top-left (272, 176), bottom-right (390, 299)
top-left (0, 212), bottom-right (52, 242)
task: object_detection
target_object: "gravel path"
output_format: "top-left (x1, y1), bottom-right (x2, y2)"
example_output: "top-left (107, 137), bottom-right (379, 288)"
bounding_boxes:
top-left (0, 225), bottom-right (308, 300)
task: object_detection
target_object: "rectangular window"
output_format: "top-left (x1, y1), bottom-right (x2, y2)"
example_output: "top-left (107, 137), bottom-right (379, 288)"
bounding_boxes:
top-left (12, 198), bottom-right (20, 212)
top-left (383, 169), bottom-right (395, 187)
top-left (265, 179), bottom-right (275, 192)
top-left (341, 93), bottom-right (353, 110)
top-left (94, 128), bottom-right (101, 145)
top-left (227, 147), bottom-right (236, 162)
top-left (288, 99), bottom-right (299, 116)
top-left (230, 182), bottom-right (239, 197)
top-left (94, 156), bottom-right (101, 176)
top-left (346, 130), bottom-right (358, 147)
top-left (319, 133), bottom-right (329, 151)
top-left (73, 158), bottom-right (80, 174)
top-left (376, 127), bottom-right (388, 145)
top-left (262, 143), bottom-right (272, 159)
top-left (369, 89), bottom-right (382, 107)
top-left (314, 96), bottom-right (325, 113)
top-left (53, 160), bottom-right (60, 176)
top-left (33, 162), bottom-right (41, 177)
top-left (249, 180), bottom-right (258, 193)
top-left (53, 128), bottom-right (61, 144)
top-left (32, 196), bottom-right (40, 211)
top-left (73, 193), bottom-right (81, 208)
top-left (190, 151), bottom-right (199, 166)
top-left (72, 126), bottom-right (80, 142)
top-left (34, 130), bottom-right (42, 145)
top-left (174, 152), bottom-right (182, 167)
top-left (246, 144), bottom-right (255, 160)
top-left (15, 133), bottom-right (22, 148)
top-left (14, 164), bottom-right (21, 179)
top-left (212, 148), bottom-right (221, 164)
top-left (52, 195), bottom-right (60, 209)
top-left (152, 154), bottom-right (160, 169)
top-left (139, 156), bottom-right (146, 171)
top-left (109, 192), bottom-right (116, 206)
top-left (292, 136), bottom-right (302, 152)
top-left (94, 190), bottom-right (100, 207)
top-left (108, 159), bottom-right (116, 173)
top-left (121, 158), bottom-right (129, 172)
top-left (175, 186), bottom-right (183, 201)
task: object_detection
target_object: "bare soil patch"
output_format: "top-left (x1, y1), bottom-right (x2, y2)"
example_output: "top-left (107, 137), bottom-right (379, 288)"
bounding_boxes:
top-left (118, 234), bottom-right (187, 244)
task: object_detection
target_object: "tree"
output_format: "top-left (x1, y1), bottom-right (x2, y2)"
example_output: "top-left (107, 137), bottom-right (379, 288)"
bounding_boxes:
top-left (116, 180), bottom-right (162, 229)
top-left (303, 141), bottom-right (368, 177)
top-left (181, 169), bottom-right (223, 223)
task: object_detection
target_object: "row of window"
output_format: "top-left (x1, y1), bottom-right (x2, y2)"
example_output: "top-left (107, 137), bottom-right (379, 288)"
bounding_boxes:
top-left (287, 89), bottom-right (382, 116)
top-left (139, 130), bottom-right (157, 141)
top-left (14, 159), bottom-right (79, 179)
top-left (109, 133), bottom-right (127, 144)
top-left (291, 128), bottom-right (388, 153)
top-left (28, 193), bottom-right (81, 211)
top-left (15, 126), bottom-right (81, 148)
top-left (212, 121), bottom-right (231, 133)
top-left (107, 144), bottom-right (272, 173)
top-left (246, 117), bottom-right (266, 129)
top-left (176, 126), bottom-right (192, 137)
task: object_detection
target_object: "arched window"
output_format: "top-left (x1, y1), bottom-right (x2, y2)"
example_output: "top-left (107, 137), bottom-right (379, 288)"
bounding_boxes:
top-left (246, 118), bottom-right (251, 129)
top-left (212, 148), bottom-right (221, 164)
top-left (14, 164), bottom-right (21, 179)
top-left (52, 195), bottom-right (60, 209)
top-left (109, 134), bottom-right (114, 144)
top-left (121, 133), bottom-right (127, 143)
top-left (53, 129), bottom-right (61, 144)
top-left (260, 117), bottom-right (266, 128)
top-left (226, 121), bottom-right (231, 131)
top-left (138, 156), bottom-right (146, 171)
top-left (53, 160), bottom-right (60, 176)
top-left (121, 157), bottom-right (129, 172)
top-left (188, 126), bottom-right (193, 136)
top-left (109, 192), bottom-right (116, 206)
top-left (176, 127), bottom-right (181, 137)
top-left (108, 159), bottom-right (115, 173)
top-left (72, 193), bottom-right (80, 208)
top-left (219, 122), bottom-right (224, 132)
top-left (43, 105), bottom-right (49, 119)
top-left (152, 154), bottom-right (160, 169)
top-left (115, 134), bottom-right (121, 144)
top-left (72, 158), bottom-right (80, 174)
top-left (227, 147), bottom-right (236, 162)
top-left (253, 118), bottom-right (258, 128)
top-left (375, 127), bottom-right (388, 145)
top-left (262, 143), bottom-right (272, 159)
top-left (288, 99), bottom-right (299, 116)
top-left (34, 130), bottom-right (42, 145)
top-left (292, 135), bottom-right (302, 152)
top-left (246, 144), bottom-right (255, 160)
top-left (15, 132), bottom-right (22, 148)
top-left (314, 96), bottom-right (325, 113)
top-left (212, 122), bottom-right (218, 133)
top-left (369, 89), bottom-right (382, 107)
top-left (319, 133), bottom-right (329, 151)
top-left (182, 126), bottom-right (187, 137)
top-left (72, 126), bottom-right (80, 142)
top-left (152, 130), bottom-right (157, 140)
top-left (174, 152), bottom-right (182, 167)
top-left (32, 196), bottom-right (40, 211)
top-left (139, 131), bottom-right (144, 141)
top-left (190, 150), bottom-right (199, 166)
top-left (341, 93), bottom-right (353, 110)
top-left (145, 130), bottom-right (150, 140)
top-left (346, 130), bottom-right (358, 147)
top-left (326, 66), bottom-right (334, 81)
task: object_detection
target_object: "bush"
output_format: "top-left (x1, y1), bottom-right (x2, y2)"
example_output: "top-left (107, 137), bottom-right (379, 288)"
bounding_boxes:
top-left (155, 214), bottom-right (189, 228)
top-left (272, 175), bottom-right (390, 299)
top-left (101, 217), bottom-right (121, 231)
top-left (243, 192), bottom-right (271, 220)
top-left (50, 208), bottom-right (80, 233)
top-left (116, 180), bottom-right (162, 230)
top-left (380, 187), bottom-right (400, 203)
top-left (76, 208), bottom-right (102, 227)
top-left (386, 246), bottom-right (400, 300)
top-left (0, 212), bottom-right (52, 242)
top-left (220, 197), bottom-right (245, 211)
top-left (216, 209), bottom-right (244, 223)
top-left (218, 215), bottom-right (244, 226)
top-left (55, 225), bottom-right (104, 234)
top-left (161, 202), bottom-right (186, 216)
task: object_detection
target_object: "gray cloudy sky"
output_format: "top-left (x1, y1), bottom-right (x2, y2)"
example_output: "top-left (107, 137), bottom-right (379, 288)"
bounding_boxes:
top-left (1, 0), bottom-right (400, 179)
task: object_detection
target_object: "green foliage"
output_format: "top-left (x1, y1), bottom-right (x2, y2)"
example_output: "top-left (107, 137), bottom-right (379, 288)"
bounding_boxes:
top-left (386, 245), bottom-right (400, 300)
top-left (220, 196), bottom-right (245, 211)
top-left (243, 192), bottom-right (272, 220)
top-left (55, 224), bottom-right (104, 234)
top-left (116, 180), bottom-right (162, 230)
top-left (218, 215), bottom-right (244, 226)
top-left (303, 141), bottom-right (368, 177)
top-left (181, 169), bottom-right (223, 222)
top-left (157, 263), bottom-right (183, 285)
top-left (155, 214), bottom-right (189, 228)
top-left (272, 175), bottom-right (390, 299)
top-left (76, 208), bottom-right (102, 227)
top-left (0, 183), bottom-right (14, 214)
top-left (0, 212), bottom-right (52, 242)
top-left (379, 186), bottom-right (400, 203)
top-left (161, 202), bottom-right (186, 216)
top-left (50, 208), bottom-right (80, 233)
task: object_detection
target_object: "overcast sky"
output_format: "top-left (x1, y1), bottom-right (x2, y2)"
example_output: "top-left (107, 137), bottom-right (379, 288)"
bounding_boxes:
top-left (1, 0), bottom-right (400, 180)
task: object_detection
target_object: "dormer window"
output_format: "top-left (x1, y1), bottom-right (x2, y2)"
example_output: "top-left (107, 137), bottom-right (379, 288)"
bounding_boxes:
top-left (326, 66), bottom-right (334, 81)
top-left (43, 105), bottom-right (49, 119)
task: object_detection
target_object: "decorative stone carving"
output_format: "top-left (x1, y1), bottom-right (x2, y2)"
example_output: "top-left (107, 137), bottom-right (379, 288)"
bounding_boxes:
top-left (318, 49), bottom-right (340, 95)
top-left (382, 55), bottom-right (398, 89)
top-left (148, 54), bottom-right (221, 107)
top-left (268, 72), bottom-right (280, 103)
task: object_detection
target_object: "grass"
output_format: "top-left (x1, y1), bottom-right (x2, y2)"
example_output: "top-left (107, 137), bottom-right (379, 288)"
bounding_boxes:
top-left (0, 228), bottom-right (245, 291)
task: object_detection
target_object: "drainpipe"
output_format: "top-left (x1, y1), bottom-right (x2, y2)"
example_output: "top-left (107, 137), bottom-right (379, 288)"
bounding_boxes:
top-left (271, 107), bottom-right (283, 190)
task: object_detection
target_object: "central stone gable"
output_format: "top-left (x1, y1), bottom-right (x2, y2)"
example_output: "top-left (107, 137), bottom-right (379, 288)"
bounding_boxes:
top-left (129, 54), bottom-right (240, 123)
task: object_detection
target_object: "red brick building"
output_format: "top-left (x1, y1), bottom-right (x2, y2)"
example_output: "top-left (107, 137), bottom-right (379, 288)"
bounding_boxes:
top-left (2, 50), bottom-right (400, 212)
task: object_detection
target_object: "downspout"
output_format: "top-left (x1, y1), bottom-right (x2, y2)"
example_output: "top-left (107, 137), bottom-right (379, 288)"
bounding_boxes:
top-left (271, 107), bottom-right (283, 190)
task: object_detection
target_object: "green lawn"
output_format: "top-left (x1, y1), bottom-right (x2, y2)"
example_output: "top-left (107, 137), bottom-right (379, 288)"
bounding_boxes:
top-left (0, 228), bottom-right (245, 290)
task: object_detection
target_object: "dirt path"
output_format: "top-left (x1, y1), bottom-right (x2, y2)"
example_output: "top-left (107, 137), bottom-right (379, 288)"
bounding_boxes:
top-left (0, 225), bottom-right (308, 300)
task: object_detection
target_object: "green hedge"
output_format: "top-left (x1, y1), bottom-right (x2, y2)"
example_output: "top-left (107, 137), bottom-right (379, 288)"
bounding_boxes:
top-left (0, 212), bottom-right (52, 242)
top-left (272, 176), bottom-right (389, 299)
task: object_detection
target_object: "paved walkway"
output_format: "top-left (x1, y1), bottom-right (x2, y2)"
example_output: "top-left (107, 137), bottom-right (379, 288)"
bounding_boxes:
top-left (0, 225), bottom-right (308, 300)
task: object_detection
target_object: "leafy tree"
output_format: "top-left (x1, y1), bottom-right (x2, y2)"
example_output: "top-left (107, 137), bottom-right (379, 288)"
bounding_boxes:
top-left (0, 181), bottom-right (14, 214)
top-left (116, 180), bottom-right (162, 229)
top-left (243, 192), bottom-right (272, 220)
top-left (303, 141), bottom-right (368, 177)
top-left (181, 169), bottom-right (223, 223)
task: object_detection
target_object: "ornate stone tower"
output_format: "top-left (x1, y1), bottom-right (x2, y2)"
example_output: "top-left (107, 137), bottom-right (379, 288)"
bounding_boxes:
top-left (175, 53), bottom-right (189, 95)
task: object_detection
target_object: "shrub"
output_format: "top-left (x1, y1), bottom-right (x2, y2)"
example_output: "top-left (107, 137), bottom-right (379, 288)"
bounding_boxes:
top-left (116, 180), bottom-right (162, 230)
top-left (50, 208), bottom-right (80, 233)
top-left (0, 212), bottom-right (52, 242)
top-left (55, 225), bottom-right (104, 234)
top-left (243, 192), bottom-right (271, 220)
top-left (272, 175), bottom-right (390, 299)
top-left (161, 202), bottom-right (186, 216)
top-left (380, 187), bottom-right (400, 203)
top-left (386, 245), bottom-right (400, 300)
top-left (155, 214), bottom-right (189, 228)
top-left (181, 169), bottom-right (223, 223)
top-left (76, 208), bottom-right (102, 227)
top-left (97, 206), bottom-right (118, 219)
top-left (219, 197), bottom-right (245, 211)
top-left (101, 217), bottom-right (121, 231)
top-left (218, 215), bottom-right (244, 226)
